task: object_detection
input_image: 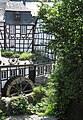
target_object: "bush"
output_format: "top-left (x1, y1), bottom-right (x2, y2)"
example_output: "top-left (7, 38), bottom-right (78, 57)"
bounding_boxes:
top-left (33, 86), bottom-right (46, 95)
top-left (33, 86), bottom-right (42, 94)
top-left (1, 50), bottom-right (20, 58)
top-left (33, 86), bottom-right (50, 115)
top-left (19, 52), bottom-right (33, 60)
top-left (1, 90), bottom-right (48, 116)
top-left (1, 50), bottom-right (14, 57)
top-left (12, 53), bottom-right (20, 58)
top-left (9, 95), bottom-right (33, 115)
top-left (34, 100), bottom-right (48, 115)
top-left (33, 86), bottom-right (46, 102)
top-left (0, 110), bottom-right (6, 120)
top-left (9, 94), bottom-right (47, 115)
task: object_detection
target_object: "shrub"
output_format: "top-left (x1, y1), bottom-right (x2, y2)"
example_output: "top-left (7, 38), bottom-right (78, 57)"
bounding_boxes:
top-left (33, 86), bottom-right (42, 94)
top-left (33, 86), bottom-right (46, 102)
top-left (33, 86), bottom-right (48, 115)
top-left (1, 50), bottom-right (14, 57)
top-left (12, 53), bottom-right (20, 58)
top-left (9, 94), bottom-right (46, 115)
top-left (33, 86), bottom-right (46, 95)
top-left (19, 52), bottom-right (33, 60)
top-left (0, 110), bottom-right (6, 120)
top-left (1, 50), bottom-right (20, 58)
top-left (34, 100), bottom-right (48, 115)
top-left (9, 95), bottom-right (33, 115)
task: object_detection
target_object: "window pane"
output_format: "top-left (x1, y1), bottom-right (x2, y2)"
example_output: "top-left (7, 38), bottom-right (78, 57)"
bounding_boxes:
top-left (21, 26), bottom-right (26, 34)
top-left (10, 25), bottom-right (15, 34)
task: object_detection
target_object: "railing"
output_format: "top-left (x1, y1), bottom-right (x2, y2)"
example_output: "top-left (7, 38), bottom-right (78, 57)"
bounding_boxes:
top-left (0, 62), bottom-right (53, 89)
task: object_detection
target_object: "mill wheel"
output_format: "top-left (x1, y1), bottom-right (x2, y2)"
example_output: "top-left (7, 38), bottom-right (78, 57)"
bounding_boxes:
top-left (4, 77), bottom-right (34, 97)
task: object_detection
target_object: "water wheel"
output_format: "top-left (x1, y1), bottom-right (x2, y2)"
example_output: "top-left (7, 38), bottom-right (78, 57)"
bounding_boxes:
top-left (3, 76), bottom-right (34, 97)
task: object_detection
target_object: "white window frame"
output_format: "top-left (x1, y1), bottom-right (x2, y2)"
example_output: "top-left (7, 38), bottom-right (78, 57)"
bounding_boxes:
top-left (19, 69), bottom-right (24, 76)
top-left (38, 66), bottom-right (44, 75)
top-left (21, 26), bottom-right (26, 34)
top-left (10, 25), bottom-right (15, 34)
top-left (10, 69), bottom-right (16, 77)
top-left (45, 65), bottom-right (52, 74)
top-left (1, 71), bottom-right (7, 79)
top-left (10, 39), bottom-right (15, 48)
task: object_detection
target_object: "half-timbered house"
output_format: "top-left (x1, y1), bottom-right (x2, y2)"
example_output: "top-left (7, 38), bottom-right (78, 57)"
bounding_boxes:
top-left (0, 0), bottom-right (55, 96)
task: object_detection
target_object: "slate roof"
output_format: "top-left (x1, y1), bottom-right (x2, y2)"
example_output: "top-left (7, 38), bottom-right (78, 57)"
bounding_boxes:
top-left (5, 1), bottom-right (31, 11)
top-left (0, 1), bottom-right (53, 22)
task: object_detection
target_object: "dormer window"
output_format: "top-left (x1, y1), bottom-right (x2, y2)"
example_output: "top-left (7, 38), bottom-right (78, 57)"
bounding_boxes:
top-left (13, 12), bottom-right (21, 21)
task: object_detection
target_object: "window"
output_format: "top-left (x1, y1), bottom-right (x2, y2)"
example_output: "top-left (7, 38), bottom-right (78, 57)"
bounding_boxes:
top-left (21, 26), bottom-right (26, 34)
top-left (19, 69), bottom-right (24, 76)
top-left (13, 13), bottom-right (21, 21)
top-left (10, 25), bottom-right (15, 34)
top-left (10, 39), bottom-right (15, 48)
top-left (10, 69), bottom-right (16, 77)
top-left (38, 66), bottom-right (44, 75)
top-left (45, 65), bottom-right (52, 74)
top-left (1, 71), bottom-right (7, 79)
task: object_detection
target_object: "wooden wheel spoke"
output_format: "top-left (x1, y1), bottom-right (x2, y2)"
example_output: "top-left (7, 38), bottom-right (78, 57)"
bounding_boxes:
top-left (14, 81), bottom-right (20, 91)
top-left (19, 80), bottom-right (23, 92)
top-left (10, 92), bottom-right (18, 96)
top-left (23, 89), bottom-right (32, 93)
top-left (11, 85), bottom-right (18, 91)
top-left (22, 82), bottom-right (30, 91)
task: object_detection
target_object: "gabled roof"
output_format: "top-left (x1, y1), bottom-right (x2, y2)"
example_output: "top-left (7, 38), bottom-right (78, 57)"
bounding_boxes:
top-left (5, 1), bottom-right (30, 11)
top-left (0, 1), bottom-right (53, 22)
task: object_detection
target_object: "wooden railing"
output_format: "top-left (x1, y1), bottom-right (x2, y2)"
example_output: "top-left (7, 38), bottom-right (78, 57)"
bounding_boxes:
top-left (0, 62), bottom-right (53, 89)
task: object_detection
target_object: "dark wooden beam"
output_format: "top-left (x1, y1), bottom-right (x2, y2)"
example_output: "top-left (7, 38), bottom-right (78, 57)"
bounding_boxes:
top-left (4, 23), bottom-right (6, 50)
top-left (32, 18), bottom-right (38, 53)
top-left (32, 25), bottom-right (35, 53)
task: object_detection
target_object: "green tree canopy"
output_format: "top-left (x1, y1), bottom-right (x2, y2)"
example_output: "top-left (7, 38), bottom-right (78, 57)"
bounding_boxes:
top-left (38, 0), bottom-right (83, 119)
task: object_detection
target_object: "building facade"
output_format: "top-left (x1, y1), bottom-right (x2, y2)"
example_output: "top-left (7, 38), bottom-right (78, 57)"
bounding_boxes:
top-left (0, 0), bottom-right (54, 59)
top-left (0, 0), bottom-right (55, 96)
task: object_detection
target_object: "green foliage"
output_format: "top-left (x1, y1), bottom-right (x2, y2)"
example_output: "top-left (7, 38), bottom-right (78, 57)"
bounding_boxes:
top-left (1, 50), bottom-right (14, 57)
top-left (33, 86), bottom-right (46, 94)
top-left (33, 86), bottom-right (46, 106)
top-left (2, 86), bottom-right (54, 116)
top-left (19, 52), bottom-right (33, 60)
top-left (9, 92), bottom-right (48, 116)
top-left (33, 86), bottom-right (42, 94)
top-left (10, 95), bottom-right (33, 115)
top-left (33, 85), bottom-right (57, 116)
top-left (1, 49), bottom-right (50, 62)
top-left (12, 53), bottom-right (20, 58)
top-left (38, 0), bottom-right (83, 119)
top-left (0, 110), bottom-right (6, 120)
top-left (1, 50), bottom-right (20, 58)
top-left (34, 100), bottom-right (47, 115)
